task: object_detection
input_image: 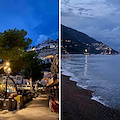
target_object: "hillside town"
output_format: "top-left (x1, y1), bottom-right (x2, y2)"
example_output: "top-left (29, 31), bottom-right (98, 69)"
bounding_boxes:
top-left (61, 25), bottom-right (119, 55)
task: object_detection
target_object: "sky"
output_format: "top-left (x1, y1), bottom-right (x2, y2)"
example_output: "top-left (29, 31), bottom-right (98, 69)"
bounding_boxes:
top-left (61, 0), bottom-right (120, 51)
top-left (0, 0), bottom-right (59, 47)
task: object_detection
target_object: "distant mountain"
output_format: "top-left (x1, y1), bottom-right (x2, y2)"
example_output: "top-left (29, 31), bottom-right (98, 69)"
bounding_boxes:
top-left (61, 25), bottom-right (118, 54)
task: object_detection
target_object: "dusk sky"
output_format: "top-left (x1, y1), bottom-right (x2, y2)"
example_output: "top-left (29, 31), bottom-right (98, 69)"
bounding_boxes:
top-left (0, 0), bottom-right (58, 47)
top-left (62, 0), bottom-right (120, 51)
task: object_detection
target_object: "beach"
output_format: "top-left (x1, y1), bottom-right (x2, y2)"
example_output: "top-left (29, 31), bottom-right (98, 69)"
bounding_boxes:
top-left (62, 74), bottom-right (120, 120)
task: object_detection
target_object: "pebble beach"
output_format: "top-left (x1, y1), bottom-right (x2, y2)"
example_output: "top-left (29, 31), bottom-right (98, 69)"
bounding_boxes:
top-left (62, 74), bottom-right (120, 120)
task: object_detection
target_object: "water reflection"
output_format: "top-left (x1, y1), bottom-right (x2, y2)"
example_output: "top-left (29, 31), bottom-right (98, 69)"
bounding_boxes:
top-left (84, 55), bottom-right (88, 76)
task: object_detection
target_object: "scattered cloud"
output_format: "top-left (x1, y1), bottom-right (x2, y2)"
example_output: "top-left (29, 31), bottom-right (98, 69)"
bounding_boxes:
top-left (61, 0), bottom-right (116, 18)
top-left (35, 31), bottom-right (58, 45)
top-left (35, 34), bottom-right (48, 45)
top-left (81, 26), bottom-right (120, 44)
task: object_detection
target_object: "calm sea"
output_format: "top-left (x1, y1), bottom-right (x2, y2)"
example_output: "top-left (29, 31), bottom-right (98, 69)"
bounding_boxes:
top-left (62, 54), bottom-right (120, 109)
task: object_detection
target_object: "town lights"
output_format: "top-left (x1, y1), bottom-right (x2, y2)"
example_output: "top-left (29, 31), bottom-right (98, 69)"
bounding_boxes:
top-left (85, 49), bottom-right (88, 52)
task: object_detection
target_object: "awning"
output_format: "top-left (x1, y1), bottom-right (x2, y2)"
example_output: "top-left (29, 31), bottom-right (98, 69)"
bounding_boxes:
top-left (47, 78), bottom-right (54, 86)
top-left (47, 78), bottom-right (59, 87)
top-left (52, 79), bottom-right (59, 86)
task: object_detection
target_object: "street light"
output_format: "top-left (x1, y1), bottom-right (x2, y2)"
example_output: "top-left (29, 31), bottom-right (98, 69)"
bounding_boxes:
top-left (3, 61), bottom-right (11, 99)
top-left (6, 62), bottom-right (10, 66)
top-left (4, 66), bottom-right (11, 75)
top-left (4, 61), bottom-right (11, 73)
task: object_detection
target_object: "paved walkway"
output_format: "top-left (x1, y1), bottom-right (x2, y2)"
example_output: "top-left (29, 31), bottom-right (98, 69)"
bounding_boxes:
top-left (0, 94), bottom-right (59, 120)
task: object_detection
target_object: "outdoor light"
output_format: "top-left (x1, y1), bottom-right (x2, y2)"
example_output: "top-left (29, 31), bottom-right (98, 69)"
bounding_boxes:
top-left (7, 67), bottom-right (11, 74)
top-left (8, 67), bottom-right (11, 71)
top-left (85, 49), bottom-right (87, 52)
top-left (4, 61), bottom-right (11, 75)
top-left (6, 62), bottom-right (10, 66)
top-left (4, 66), bottom-right (7, 70)
top-left (4, 67), bottom-right (11, 75)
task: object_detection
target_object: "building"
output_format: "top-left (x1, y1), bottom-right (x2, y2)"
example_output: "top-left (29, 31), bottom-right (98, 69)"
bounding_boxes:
top-left (41, 71), bottom-right (52, 86)
top-left (1, 74), bottom-right (31, 92)
top-left (30, 38), bottom-right (58, 64)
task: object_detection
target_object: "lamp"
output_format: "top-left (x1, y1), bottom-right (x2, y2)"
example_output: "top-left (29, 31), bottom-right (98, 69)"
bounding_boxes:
top-left (3, 61), bottom-right (11, 99)
top-left (4, 61), bottom-right (11, 75)
top-left (6, 62), bottom-right (10, 66)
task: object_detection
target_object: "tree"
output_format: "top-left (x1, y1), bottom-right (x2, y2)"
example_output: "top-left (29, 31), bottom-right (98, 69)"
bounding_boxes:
top-left (22, 51), bottom-right (43, 82)
top-left (0, 28), bottom-right (44, 98)
top-left (0, 28), bottom-right (32, 73)
top-left (0, 28), bottom-right (44, 82)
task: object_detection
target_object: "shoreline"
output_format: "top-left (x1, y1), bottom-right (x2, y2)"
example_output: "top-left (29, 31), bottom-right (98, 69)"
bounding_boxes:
top-left (62, 68), bottom-right (117, 109)
top-left (62, 74), bottom-right (120, 120)
top-left (76, 82), bottom-right (108, 107)
top-left (62, 70), bottom-right (107, 107)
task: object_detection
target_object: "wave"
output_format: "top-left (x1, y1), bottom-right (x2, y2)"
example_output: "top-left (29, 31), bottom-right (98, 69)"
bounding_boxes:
top-left (62, 68), bottom-right (109, 108)
top-left (76, 83), bottom-right (88, 89)
top-left (91, 94), bottom-right (108, 106)
top-left (61, 55), bottom-right (120, 109)
top-left (61, 68), bottom-right (79, 82)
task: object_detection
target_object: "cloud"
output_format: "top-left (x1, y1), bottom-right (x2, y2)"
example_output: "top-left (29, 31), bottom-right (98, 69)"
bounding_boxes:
top-left (35, 34), bottom-right (48, 45)
top-left (35, 31), bottom-right (58, 45)
top-left (0, 0), bottom-right (59, 47)
top-left (61, 0), bottom-right (120, 50)
top-left (61, 0), bottom-right (116, 18)
top-left (79, 26), bottom-right (120, 50)
top-left (81, 26), bottom-right (120, 41)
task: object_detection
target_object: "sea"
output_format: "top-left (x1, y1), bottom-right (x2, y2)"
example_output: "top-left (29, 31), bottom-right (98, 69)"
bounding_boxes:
top-left (62, 54), bottom-right (120, 109)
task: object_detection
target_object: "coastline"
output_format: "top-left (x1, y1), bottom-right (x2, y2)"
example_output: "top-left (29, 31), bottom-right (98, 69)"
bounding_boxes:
top-left (61, 70), bottom-right (106, 106)
top-left (62, 74), bottom-right (120, 120)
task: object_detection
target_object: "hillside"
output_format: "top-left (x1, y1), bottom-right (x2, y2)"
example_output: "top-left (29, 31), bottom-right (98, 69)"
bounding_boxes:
top-left (61, 25), bottom-right (118, 54)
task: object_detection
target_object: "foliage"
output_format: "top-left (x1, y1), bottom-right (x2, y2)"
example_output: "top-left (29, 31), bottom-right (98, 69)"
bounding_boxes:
top-left (22, 51), bottom-right (43, 82)
top-left (0, 28), bottom-right (32, 74)
top-left (0, 28), bottom-right (44, 82)
top-left (10, 50), bottom-right (44, 81)
top-left (0, 28), bottom-right (32, 61)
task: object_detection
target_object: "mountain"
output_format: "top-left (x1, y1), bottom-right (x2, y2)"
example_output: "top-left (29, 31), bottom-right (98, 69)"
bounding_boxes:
top-left (61, 25), bottom-right (118, 54)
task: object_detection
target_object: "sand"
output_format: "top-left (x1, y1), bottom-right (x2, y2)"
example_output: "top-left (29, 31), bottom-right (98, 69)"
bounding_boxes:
top-left (62, 74), bottom-right (120, 120)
